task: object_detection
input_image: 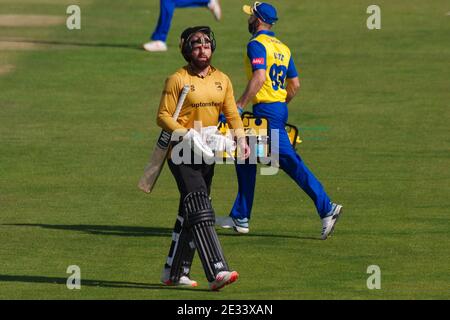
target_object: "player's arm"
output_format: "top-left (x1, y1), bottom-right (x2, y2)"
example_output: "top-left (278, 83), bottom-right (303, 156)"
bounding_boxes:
top-left (222, 76), bottom-right (250, 159)
top-left (222, 76), bottom-right (245, 139)
top-left (156, 75), bottom-right (188, 134)
top-left (286, 77), bottom-right (300, 103)
top-left (286, 56), bottom-right (300, 104)
top-left (236, 70), bottom-right (266, 108)
top-left (236, 41), bottom-right (267, 110)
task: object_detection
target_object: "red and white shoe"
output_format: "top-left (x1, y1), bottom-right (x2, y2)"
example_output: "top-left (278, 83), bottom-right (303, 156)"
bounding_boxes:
top-left (161, 268), bottom-right (198, 287)
top-left (209, 271), bottom-right (239, 291)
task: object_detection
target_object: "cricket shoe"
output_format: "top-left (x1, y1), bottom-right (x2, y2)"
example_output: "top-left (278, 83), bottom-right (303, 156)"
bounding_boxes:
top-left (143, 40), bottom-right (167, 52)
top-left (209, 271), bottom-right (239, 291)
top-left (321, 203), bottom-right (343, 240)
top-left (215, 216), bottom-right (249, 234)
top-left (208, 0), bottom-right (222, 21)
top-left (160, 268), bottom-right (198, 287)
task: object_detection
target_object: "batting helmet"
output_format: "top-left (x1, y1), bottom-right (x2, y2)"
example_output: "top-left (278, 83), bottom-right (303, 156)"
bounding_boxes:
top-left (179, 26), bottom-right (216, 62)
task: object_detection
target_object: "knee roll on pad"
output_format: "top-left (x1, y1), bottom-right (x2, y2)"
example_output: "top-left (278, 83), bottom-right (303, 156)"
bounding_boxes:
top-left (183, 192), bottom-right (215, 227)
top-left (183, 192), bottom-right (229, 282)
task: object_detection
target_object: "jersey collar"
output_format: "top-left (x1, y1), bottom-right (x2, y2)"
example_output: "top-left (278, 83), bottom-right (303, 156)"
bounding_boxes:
top-left (252, 30), bottom-right (275, 39)
top-left (187, 65), bottom-right (216, 78)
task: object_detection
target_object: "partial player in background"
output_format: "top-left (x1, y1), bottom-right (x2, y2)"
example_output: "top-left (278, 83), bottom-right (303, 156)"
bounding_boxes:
top-left (143, 0), bottom-right (222, 52)
top-left (156, 26), bottom-right (249, 290)
top-left (215, 2), bottom-right (343, 240)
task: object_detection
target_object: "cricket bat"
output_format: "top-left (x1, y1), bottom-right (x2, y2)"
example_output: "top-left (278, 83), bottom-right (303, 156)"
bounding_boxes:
top-left (138, 85), bottom-right (190, 193)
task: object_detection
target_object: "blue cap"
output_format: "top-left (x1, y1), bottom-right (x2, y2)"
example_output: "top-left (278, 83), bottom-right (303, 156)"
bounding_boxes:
top-left (243, 2), bottom-right (278, 25)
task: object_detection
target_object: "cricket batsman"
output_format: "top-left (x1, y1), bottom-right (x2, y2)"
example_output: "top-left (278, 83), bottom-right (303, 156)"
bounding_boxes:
top-left (156, 26), bottom-right (249, 290)
top-left (216, 2), bottom-right (343, 239)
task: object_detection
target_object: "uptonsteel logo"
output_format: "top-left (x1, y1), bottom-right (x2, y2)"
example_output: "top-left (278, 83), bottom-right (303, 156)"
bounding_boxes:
top-left (190, 101), bottom-right (223, 108)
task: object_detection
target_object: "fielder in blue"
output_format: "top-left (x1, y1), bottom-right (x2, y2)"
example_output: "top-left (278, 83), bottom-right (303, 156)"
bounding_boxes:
top-left (143, 0), bottom-right (222, 52)
top-left (216, 2), bottom-right (343, 240)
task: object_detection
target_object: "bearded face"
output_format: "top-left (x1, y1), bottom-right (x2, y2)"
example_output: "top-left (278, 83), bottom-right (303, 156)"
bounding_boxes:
top-left (248, 15), bottom-right (259, 35)
top-left (189, 32), bottom-right (213, 69)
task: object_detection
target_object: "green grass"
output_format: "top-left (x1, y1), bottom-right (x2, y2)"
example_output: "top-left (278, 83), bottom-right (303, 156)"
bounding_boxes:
top-left (0, 0), bottom-right (449, 299)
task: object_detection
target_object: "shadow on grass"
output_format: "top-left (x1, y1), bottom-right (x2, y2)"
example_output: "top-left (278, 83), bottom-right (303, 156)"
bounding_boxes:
top-left (3, 224), bottom-right (173, 237)
top-left (0, 274), bottom-right (209, 292)
top-left (4, 223), bottom-right (320, 240)
top-left (218, 231), bottom-right (320, 241)
top-left (0, 38), bottom-right (142, 50)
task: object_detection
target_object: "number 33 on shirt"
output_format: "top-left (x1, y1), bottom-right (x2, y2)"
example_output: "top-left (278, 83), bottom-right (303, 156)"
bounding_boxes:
top-left (244, 30), bottom-right (298, 104)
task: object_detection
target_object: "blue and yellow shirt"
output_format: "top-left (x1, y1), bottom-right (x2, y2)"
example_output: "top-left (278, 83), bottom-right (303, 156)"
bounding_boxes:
top-left (245, 30), bottom-right (298, 104)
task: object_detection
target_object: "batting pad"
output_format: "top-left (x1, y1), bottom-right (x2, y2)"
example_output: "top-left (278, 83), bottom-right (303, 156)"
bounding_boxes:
top-left (166, 215), bottom-right (196, 283)
top-left (183, 192), bottom-right (229, 282)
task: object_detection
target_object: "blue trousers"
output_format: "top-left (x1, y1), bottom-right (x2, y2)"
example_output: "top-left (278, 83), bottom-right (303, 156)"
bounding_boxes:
top-left (151, 0), bottom-right (210, 42)
top-left (230, 102), bottom-right (332, 220)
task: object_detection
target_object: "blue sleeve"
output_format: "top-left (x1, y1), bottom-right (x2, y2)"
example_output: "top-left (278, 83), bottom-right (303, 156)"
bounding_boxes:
top-left (247, 41), bottom-right (267, 71)
top-left (287, 56), bottom-right (298, 78)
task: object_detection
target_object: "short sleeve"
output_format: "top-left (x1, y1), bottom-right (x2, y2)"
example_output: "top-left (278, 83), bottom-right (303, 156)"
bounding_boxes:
top-left (287, 56), bottom-right (298, 78)
top-left (247, 41), bottom-right (267, 71)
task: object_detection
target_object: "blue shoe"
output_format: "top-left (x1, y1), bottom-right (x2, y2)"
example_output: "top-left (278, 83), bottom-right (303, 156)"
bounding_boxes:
top-left (321, 203), bottom-right (343, 240)
top-left (215, 216), bottom-right (249, 234)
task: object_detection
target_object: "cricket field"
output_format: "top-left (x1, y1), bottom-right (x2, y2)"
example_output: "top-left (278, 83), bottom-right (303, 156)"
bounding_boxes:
top-left (0, 0), bottom-right (449, 299)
